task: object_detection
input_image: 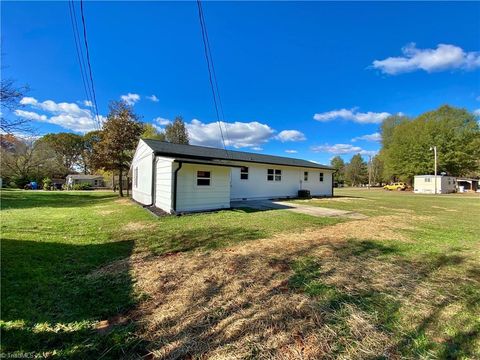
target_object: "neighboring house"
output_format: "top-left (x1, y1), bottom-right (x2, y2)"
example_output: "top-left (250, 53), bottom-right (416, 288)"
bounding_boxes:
top-left (131, 139), bottom-right (334, 213)
top-left (457, 178), bottom-right (479, 192)
top-left (413, 175), bottom-right (456, 194)
top-left (66, 174), bottom-right (105, 188)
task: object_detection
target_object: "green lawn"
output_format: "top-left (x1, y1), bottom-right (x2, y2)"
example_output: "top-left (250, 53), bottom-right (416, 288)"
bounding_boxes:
top-left (1, 189), bottom-right (479, 359)
top-left (0, 190), bottom-right (338, 358)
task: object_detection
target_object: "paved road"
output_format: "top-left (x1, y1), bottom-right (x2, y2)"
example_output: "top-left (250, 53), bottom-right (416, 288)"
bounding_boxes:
top-left (231, 199), bottom-right (367, 219)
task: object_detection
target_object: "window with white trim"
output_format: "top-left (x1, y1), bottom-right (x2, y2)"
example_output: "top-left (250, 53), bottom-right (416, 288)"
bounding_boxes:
top-left (425, 177), bottom-right (431, 182)
top-left (134, 167), bottom-right (138, 188)
top-left (267, 169), bottom-right (282, 181)
top-left (319, 172), bottom-right (324, 182)
top-left (240, 166), bottom-right (249, 180)
top-left (304, 171), bottom-right (309, 181)
top-left (197, 171), bottom-right (211, 186)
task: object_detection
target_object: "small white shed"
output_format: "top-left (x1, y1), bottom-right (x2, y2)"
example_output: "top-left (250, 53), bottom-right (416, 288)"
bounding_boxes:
top-left (131, 139), bottom-right (334, 213)
top-left (413, 175), bottom-right (456, 194)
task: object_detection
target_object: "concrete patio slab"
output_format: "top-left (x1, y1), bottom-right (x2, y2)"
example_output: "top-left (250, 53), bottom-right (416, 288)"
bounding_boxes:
top-left (231, 199), bottom-right (367, 219)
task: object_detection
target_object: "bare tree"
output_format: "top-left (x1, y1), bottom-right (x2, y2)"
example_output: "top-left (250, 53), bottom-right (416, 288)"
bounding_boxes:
top-left (1, 79), bottom-right (31, 134)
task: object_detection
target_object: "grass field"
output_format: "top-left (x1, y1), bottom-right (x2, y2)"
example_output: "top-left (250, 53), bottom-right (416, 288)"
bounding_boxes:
top-left (1, 189), bottom-right (479, 359)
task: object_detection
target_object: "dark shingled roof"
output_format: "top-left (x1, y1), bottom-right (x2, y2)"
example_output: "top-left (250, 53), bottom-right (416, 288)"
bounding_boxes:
top-left (142, 139), bottom-right (333, 170)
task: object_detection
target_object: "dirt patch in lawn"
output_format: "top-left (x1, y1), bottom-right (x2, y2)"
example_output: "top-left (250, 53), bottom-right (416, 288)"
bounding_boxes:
top-left (115, 198), bottom-right (132, 206)
top-left (97, 209), bottom-right (117, 216)
top-left (123, 221), bottom-right (157, 232)
top-left (431, 205), bottom-right (458, 212)
top-left (123, 214), bottom-right (462, 359)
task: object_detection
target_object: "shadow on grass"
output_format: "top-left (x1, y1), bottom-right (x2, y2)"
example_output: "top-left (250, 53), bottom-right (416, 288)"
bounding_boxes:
top-left (0, 190), bottom-right (116, 210)
top-left (288, 241), bottom-right (478, 358)
top-left (143, 225), bottom-right (268, 254)
top-left (131, 240), bottom-right (479, 359)
top-left (0, 238), bottom-right (144, 358)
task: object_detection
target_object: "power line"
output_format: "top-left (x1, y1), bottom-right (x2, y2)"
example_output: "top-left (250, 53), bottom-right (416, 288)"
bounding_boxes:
top-left (67, 0), bottom-right (98, 129)
top-left (197, 2), bottom-right (231, 147)
top-left (196, 0), bottom-right (229, 154)
top-left (79, 0), bottom-right (101, 129)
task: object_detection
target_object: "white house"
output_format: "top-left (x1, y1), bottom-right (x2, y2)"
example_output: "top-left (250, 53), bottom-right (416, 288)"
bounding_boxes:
top-left (413, 175), bottom-right (456, 194)
top-left (131, 139), bottom-right (334, 213)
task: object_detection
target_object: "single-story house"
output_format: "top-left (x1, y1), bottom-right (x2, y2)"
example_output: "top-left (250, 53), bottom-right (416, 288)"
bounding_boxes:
top-left (457, 178), bottom-right (479, 192)
top-left (413, 175), bottom-right (456, 194)
top-left (131, 139), bottom-right (334, 213)
top-left (66, 174), bottom-right (105, 188)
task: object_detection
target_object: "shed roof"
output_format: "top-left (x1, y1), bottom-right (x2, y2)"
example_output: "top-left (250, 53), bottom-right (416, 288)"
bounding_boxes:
top-left (66, 174), bottom-right (104, 179)
top-left (142, 139), bottom-right (332, 170)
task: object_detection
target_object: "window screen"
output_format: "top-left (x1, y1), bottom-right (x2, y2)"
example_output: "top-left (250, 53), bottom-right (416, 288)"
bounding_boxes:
top-left (240, 166), bottom-right (249, 180)
top-left (319, 172), bottom-right (324, 182)
top-left (197, 171), bottom-right (211, 186)
top-left (304, 171), bottom-right (309, 181)
top-left (267, 169), bottom-right (274, 181)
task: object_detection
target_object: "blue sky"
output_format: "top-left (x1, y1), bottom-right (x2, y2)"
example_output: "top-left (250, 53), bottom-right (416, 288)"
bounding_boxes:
top-left (3, 1), bottom-right (480, 165)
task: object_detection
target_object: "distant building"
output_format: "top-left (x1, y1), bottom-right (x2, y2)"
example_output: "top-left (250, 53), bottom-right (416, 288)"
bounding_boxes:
top-left (456, 178), bottom-right (479, 193)
top-left (413, 175), bottom-right (456, 194)
top-left (66, 174), bottom-right (104, 188)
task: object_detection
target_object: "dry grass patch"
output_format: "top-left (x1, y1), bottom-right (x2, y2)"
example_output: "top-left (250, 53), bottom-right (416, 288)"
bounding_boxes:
top-left (123, 221), bottom-right (157, 232)
top-left (118, 214), bottom-right (476, 359)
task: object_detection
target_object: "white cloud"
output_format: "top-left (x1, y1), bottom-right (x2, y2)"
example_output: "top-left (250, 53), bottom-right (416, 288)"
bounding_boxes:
top-left (311, 143), bottom-right (377, 156)
top-left (147, 95), bottom-right (159, 102)
top-left (372, 43), bottom-right (480, 75)
top-left (251, 147), bottom-right (263, 151)
top-left (285, 149), bottom-right (298, 154)
top-left (16, 97), bottom-right (102, 133)
top-left (120, 93), bottom-right (140, 105)
top-left (474, 109), bottom-right (480, 116)
top-left (187, 119), bottom-right (275, 149)
top-left (351, 132), bottom-right (382, 142)
top-left (83, 100), bottom-right (93, 107)
top-left (313, 108), bottom-right (391, 124)
top-left (154, 117), bottom-right (171, 126)
top-left (276, 130), bottom-right (306, 142)
top-left (14, 110), bottom-right (47, 122)
top-left (19, 97), bottom-right (38, 106)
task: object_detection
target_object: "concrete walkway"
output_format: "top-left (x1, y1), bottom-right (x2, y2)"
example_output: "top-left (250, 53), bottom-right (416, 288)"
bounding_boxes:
top-left (231, 199), bottom-right (367, 219)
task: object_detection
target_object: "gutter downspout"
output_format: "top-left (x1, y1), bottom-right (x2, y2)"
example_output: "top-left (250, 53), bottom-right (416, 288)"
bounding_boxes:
top-left (172, 161), bottom-right (183, 213)
top-left (331, 169), bottom-right (337, 197)
top-left (149, 154), bottom-right (156, 206)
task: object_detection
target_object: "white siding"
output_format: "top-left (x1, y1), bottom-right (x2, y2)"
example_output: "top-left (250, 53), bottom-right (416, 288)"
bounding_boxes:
top-left (131, 140), bottom-right (154, 205)
top-left (414, 176), bottom-right (456, 194)
top-left (176, 163), bottom-right (231, 212)
top-left (230, 162), bottom-right (333, 200)
top-left (155, 157), bottom-right (174, 212)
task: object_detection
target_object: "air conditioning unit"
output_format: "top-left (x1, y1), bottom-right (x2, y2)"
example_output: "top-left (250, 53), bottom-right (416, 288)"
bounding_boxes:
top-left (298, 189), bottom-right (311, 199)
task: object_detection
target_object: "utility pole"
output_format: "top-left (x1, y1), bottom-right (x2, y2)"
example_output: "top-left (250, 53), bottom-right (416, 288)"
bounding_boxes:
top-left (430, 146), bottom-right (437, 194)
top-left (368, 155), bottom-right (372, 189)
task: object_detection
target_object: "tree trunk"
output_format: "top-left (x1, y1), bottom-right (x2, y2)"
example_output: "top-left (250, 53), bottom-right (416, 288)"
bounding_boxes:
top-left (119, 168), bottom-right (124, 197)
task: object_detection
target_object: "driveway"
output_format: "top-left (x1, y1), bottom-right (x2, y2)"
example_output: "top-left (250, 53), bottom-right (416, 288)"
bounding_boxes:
top-left (231, 199), bottom-right (367, 219)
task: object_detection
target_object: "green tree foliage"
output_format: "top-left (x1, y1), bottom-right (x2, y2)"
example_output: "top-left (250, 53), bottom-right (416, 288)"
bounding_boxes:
top-left (79, 130), bottom-right (102, 174)
top-left (345, 154), bottom-right (367, 186)
top-left (92, 101), bottom-right (144, 197)
top-left (39, 133), bottom-right (83, 175)
top-left (330, 156), bottom-right (346, 184)
top-left (142, 123), bottom-right (165, 141)
top-left (381, 106), bottom-right (480, 183)
top-left (0, 134), bottom-right (64, 187)
top-left (165, 116), bottom-right (189, 144)
top-left (370, 155), bottom-right (384, 185)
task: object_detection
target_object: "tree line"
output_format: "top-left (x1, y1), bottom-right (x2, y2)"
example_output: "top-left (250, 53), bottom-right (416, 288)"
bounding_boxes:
top-left (331, 105), bottom-right (480, 186)
top-left (1, 101), bottom-right (190, 196)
